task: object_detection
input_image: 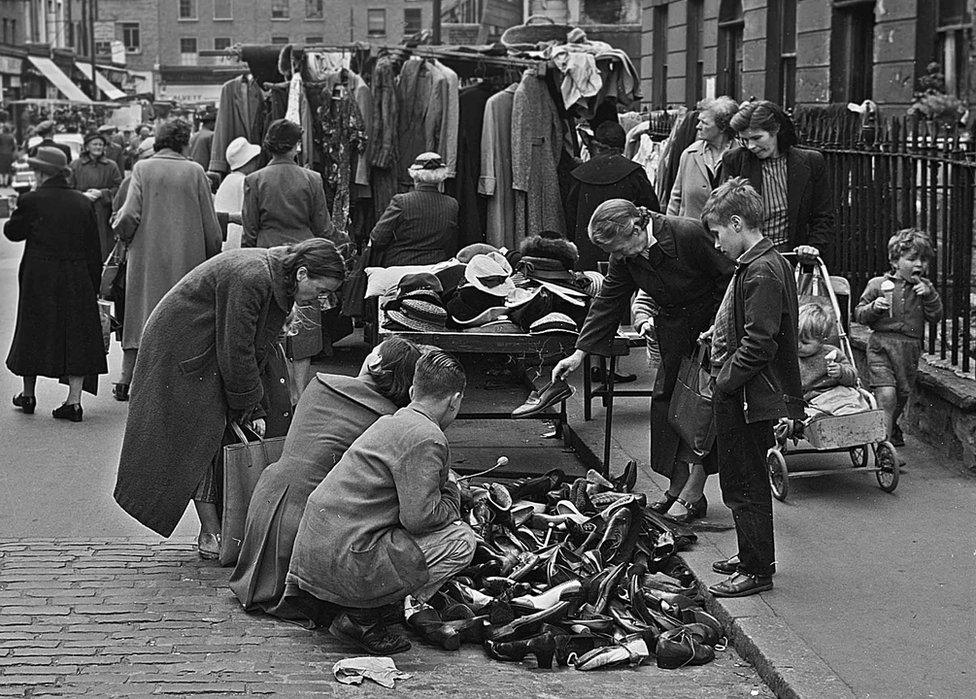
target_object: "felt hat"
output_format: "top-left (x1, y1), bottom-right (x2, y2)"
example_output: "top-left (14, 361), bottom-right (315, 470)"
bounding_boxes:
top-left (83, 130), bottom-right (107, 146)
top-left (27, 147), bottom-right (70, 177)
top-left (529, 312), bottom-right (578, 335)
top-left (384, 288), bottom-right (448, 333)
top-left (409, 151), bottom-right (446, 171)
top-left (465, 252), bottom-right (515, 298)
top-left (592, 121), bottom-right (626, 149)
top-left (135, 137), bottom-right (156, 160)
top-left (397, 272), bottom-right (443, 295)
top-left (35, 119), bottom-right (56, 136)
top-left (225, 137), bottom-right (262, 171)
top-left (97, 123), bottom-right (118, 134)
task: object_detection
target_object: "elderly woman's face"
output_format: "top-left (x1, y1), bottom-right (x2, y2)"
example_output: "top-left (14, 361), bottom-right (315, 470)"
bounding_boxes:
top-left (599, 218), bottom-right (648, 260)
top-left (696, 111), bottom-right (721, 144)
top-left (295, 271), bottom-right (342, 303)
top-left (739, 127), bottom-right (779, 159)
top-left (86, 138), bottom-right (106, 158)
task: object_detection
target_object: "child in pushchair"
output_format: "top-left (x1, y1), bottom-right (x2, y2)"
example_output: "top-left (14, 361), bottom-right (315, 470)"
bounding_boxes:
top-left (797, 303), bottom-right (864, 419)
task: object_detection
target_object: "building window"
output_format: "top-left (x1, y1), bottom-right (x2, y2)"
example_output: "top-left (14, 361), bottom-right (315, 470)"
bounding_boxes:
top-left (652, 4), bottom-right (668, 109)
top-left (766, 0), bottom-right (796, 107)
top-left (214, 37), bottom-right (231, 51)
top-left (121, 22), bottom-right (141, 53)
top-left (272, 1), bottom-right (290, 20)
top-left (94, 40), bottom-right (112, 56)
top-left (180, 37), bottom-right (197, 66)
top-left (271, 36), bottom-right (289, 45)
top-left (306, 0), bottom-right (324, 20)
top-left (213, 0), bottom-right (232, 20)
top-left (830, 0), bottom-right (875, 103)
top-left (717, 0), bottom-right (744, 101)
top-left (305, 36), bottom-right (323, 44)
top-left (367, 9), bottom-right (386, 37)
top-left (404, 8), bottom-right (422, 36)
top-left (179, 0), bottom-right (196, 20)
top-left (686, 0), bottom-right (704, 106)
top-left (936, 0), bottom-right (972, 97)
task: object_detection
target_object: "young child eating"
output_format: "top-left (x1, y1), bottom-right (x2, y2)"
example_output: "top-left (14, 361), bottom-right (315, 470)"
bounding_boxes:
top-left (797, 302), bottom-right (861, 418)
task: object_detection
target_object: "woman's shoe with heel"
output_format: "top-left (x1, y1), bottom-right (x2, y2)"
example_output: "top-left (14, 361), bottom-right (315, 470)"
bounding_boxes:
top-left (52, 403), bottom-right (82, 422)
top-left (12, 394), bottom-right (36, 414)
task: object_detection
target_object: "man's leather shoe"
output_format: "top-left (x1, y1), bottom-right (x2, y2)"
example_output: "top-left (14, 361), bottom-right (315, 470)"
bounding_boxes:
top-left (509, 469), bottom-right (565, 502)
top-left (655, 626), bottom-right (715, 669)
top-left (52, 402), bottom-right (82, 422)
top-left (12, 394), bottom-right (36, 414)
top-left (196, 533), bottom-right (220, 560)
top-left (708, 572), bottom-right (773, 598)
top-left (511, 379), bottom-right (574, 418)
top-left (596, 507), bottom-right (631, 562)
top-left (330, 611), bottom-right (411, 655)
top-left (712, 555), bottom-right (776, 577)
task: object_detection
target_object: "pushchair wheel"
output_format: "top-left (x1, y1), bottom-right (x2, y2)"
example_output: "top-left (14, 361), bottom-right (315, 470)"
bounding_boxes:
top-left (850, 445), bottom-right (869, 469)
top-left (875, 441), bottom-right (899, 492)
top-left (767, 449), bottom-right (789, 501)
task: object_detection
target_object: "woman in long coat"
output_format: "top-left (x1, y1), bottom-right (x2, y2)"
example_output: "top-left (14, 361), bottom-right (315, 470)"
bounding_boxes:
top-left (6, 147), bottom-right (107, 421)
top-left (112, 120), bottom-right (222, 401)
top-left (114, 239), bottom-right (347, 558)
top-left (229, 336), bottom-right (421, 625)
top-left (69, 131), bottom-right (122, 260)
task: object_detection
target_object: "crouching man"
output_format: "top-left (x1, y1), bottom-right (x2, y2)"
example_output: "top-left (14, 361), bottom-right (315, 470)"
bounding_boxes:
top-left (286, 350), bottom-right (476, 654)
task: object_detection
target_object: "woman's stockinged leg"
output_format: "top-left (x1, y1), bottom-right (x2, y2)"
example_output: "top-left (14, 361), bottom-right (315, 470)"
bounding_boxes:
top-left (22, 376), bottom-right (37, 397)
top-left (66, 376), bottom-right (84, 405)
top-left (193, 500), bottom-right (220, 535)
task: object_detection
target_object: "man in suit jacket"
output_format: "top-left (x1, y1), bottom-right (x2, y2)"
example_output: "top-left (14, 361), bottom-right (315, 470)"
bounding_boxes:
top-left (27, 120), bottom-right (72, 162)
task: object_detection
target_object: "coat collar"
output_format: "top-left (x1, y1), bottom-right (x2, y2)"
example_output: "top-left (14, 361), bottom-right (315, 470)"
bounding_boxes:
top-left (266, 247), bottom-right (294, 313)
top-left (37, 175), bottom-right (70, 189)
top-left (315, 373), bottom-right (397, 416)
top-left (736, 237), bottom-right (775, 267)
top-left (785, 148), bottom-right (810, 225)
top-left (571, 153), bottom-right (642, 185)
top-left (151, 148), bottom-right (188, 161)
top-left (415, 183), bottom-right (440, 192)
top-left (634, 213), bottom-right (678, 265)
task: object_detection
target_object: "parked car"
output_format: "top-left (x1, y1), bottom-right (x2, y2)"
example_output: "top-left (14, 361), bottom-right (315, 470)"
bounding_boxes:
top-left (12, 134), bottom-right (84, 193)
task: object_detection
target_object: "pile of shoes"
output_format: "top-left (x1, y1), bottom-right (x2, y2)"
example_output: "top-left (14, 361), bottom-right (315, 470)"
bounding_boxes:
top-left (407, 461), bottom-right (725, 671)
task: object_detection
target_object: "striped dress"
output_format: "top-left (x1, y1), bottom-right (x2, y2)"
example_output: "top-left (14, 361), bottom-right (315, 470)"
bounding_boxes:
top-left (761, 156), bottom-right (790, 248)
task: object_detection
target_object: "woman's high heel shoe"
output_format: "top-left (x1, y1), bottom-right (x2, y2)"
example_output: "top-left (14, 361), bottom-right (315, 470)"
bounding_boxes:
top-left (669, 495), bottom-right (707, 524)
top-left (112, 383), bottom-right (130, 402)
top-left (12, 394), bottom-right (36, 414)
top-left (648, 491), bottom-right (679, 514)
top-left (485, 631), bottom-right (557, 669)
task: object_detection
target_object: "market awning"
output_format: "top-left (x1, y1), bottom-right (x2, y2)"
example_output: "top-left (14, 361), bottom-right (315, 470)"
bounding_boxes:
top-left (27, 56), bottom-right (91, 102)
top-left (93, 70), bottom-right (126, 100)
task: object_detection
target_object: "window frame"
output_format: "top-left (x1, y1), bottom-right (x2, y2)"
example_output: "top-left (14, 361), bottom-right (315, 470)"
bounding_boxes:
top-left (830, 0), bottom-right (875, 103)
top-left (367, 8), bottom-right (387, 38)
top-left (651, 4), bottom-right (668, 110)
top-left (271, 36), bottom-right (290, 45)
top-left (305, 0), bottom-right (324, 20)
top-left (403, 7), bottom-right (422, 36)
top-left (179, 37), bottom-right (198, 66)
top-left (178, 0), bottom-right (197, 21)
top-left (121, 22), bottom-right (141, 54)
top-left (935, 0), bottom-right (972, 96)
top-left (213, 0), bottom-right (233, 21)
top-left (685, 0), bottom-right (704, 106)
top-left (717, 0), bottom-right (744, 101)
top-left (271, 1), bottom-right (290, 20)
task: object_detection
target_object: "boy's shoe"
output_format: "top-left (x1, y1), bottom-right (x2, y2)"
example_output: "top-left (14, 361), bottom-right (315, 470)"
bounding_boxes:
top-left (890, 424), bottom-right (905, 447)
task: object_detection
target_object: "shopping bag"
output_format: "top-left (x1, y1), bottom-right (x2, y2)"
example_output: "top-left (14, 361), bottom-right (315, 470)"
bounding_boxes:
top-left (218, 422), bottom-right (286, 567)
top-left (667, 341), bottom-right (716, 458)
top-left (98, 300), bottom-right (113, 354)
top-left (340, 243), bottom-right (374, 318)
top-left (99, 240), bottom-right (127, 299)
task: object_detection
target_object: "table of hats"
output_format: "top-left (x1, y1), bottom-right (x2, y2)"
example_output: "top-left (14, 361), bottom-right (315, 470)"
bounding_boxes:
top-left (374, 315), bottom-right (631, 476)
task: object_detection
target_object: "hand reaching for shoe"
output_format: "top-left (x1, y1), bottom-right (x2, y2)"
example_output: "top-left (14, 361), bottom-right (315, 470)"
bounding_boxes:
top-left (552, 350), bottom-right (585, 383)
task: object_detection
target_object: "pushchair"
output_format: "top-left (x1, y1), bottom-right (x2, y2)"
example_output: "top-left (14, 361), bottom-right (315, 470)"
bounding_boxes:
top-left (766, 255), bottom-right (899, 501)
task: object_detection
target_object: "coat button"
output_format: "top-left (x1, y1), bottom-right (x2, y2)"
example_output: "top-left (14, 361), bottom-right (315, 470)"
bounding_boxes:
top-left (284, 411), bottom-right (289, 417)
top-left (279, 378), bottom-right (286, 384)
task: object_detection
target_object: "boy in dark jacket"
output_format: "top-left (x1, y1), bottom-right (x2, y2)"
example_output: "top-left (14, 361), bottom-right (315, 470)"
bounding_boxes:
top-left (701, 178), bottom-right (805, 598)
top-left (853, 229), bottom-right (942, 445)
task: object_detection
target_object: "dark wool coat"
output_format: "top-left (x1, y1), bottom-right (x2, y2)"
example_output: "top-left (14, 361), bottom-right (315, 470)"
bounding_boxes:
top-left (369, 184), bottom-right (459, 266)
top-left (4, 177), bottom-right (107, 379)
top-left (287, 405), bottom-right (461, 609)
top-left (576, 214), bottom-right (734, 477)
top-left (723, 146), bottom-right (835, 261)
top-left (229, 374), bottom-right (396, 624)
top-left (566, 153), bottom-right (661, 271)
top-left (69, 154), bottom-right (122, 260)
top-left (114, 248), bottom-right (294, 537)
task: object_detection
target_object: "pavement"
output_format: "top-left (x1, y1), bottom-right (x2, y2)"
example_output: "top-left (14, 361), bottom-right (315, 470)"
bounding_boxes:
top-left (559, 351), bottom-right (976, 698)
top-left (0, 220), bottom-right (771, 696)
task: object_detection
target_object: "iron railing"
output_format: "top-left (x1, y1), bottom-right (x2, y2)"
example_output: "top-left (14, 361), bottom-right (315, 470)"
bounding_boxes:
top-left (794, 109), bottom-right (975, 374)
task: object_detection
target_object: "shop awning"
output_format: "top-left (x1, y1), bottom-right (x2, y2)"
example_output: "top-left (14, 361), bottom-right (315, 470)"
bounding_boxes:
top-left (93, 70), bottom-right (126, 100)
top-left (27, 55), bottom-right (91, 102)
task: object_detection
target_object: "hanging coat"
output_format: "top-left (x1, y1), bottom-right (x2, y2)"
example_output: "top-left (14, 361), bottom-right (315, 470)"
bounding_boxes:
top-left (69, 154), bottom-right (122, 260)
top-left (114, 248), bottom-right (294, 537)
top-left (209, 76), bottom-right (266, 174)
top-left (512, 69), bottom-right (565, 241)
top-left (114, 149), bottom-right (223, 350)
top-left (479, 84), bottom-right (517, 249)
top-left (5, 176), bottom-right (107, 379)
top-left (454, 83), bottom-right (493, 247)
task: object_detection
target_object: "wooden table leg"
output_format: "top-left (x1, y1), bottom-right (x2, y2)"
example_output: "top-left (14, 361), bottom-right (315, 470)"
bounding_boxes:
top-left (582, 354), bottom-right (592, 421)
top-left (557, 398), bottom-right (567, 439)
top-left (603, 356), bottom-right (616, 476)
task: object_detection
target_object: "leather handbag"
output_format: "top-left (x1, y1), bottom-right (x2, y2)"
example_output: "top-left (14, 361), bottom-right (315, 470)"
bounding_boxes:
top-left (218, 422), bottom-right (286, 567)
top-left (99, 239), bottom-right (127, 300)
top-left (340, 243), bottom-right (374, 318)
top-left (667, 341), bottom-right (716, 459)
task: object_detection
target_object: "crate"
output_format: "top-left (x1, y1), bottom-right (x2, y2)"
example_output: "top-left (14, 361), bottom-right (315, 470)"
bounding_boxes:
top-left (804, 408), bottom-right (886, 450)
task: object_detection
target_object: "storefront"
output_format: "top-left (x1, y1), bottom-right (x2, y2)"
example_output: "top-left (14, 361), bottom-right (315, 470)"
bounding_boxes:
top-left (0, 51), bottom-right (24, 102)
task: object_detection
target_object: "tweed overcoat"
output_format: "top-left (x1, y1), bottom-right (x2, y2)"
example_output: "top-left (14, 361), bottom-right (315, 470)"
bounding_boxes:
top-left (287, 405), bottom-right (462, 609)
top-left (369, 183), bottom-right (459, 266)
top-left (4, 176), bottom-right (107, 379)
top-left (666, 140), bottom-right (725, 219)
top-left (576, 214), bottom-right (734, 477)
top-left (114, 149), bottom-right (222, 350)
top-left (114, 248), bottom-right (294, 537)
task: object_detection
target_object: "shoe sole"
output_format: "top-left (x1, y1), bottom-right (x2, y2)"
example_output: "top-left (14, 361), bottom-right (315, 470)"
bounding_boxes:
top-left (708, 581), bottom-right (773, 598)
top-left (512, 388), bottom-right (574, 418)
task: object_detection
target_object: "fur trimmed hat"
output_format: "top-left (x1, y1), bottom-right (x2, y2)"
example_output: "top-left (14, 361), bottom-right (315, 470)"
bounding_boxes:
top-left (519, 236), bottom-right (580, 271)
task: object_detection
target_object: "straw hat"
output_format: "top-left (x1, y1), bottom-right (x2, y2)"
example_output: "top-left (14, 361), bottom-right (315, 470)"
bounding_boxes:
top-left (225, 137), bottom-right (262, 171)
top-left (464, 252), bottom-right (515, 298)
top-left (384, 288), bottom-right (448, 333)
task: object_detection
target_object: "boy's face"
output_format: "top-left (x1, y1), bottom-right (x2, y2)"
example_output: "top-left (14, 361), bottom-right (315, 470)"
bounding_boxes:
top-left (797, 334), bottom-right (824, 358)
top-left (892, 252), bottom-right (925, 282)
top-left (708, 216), bottom-right (746, 261)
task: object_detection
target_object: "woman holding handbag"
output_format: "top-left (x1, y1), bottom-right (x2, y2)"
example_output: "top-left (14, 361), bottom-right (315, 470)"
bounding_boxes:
top-left (6, 148), bottom-right (107, 422)
top-left (114, 239), bottom-right (346, 559)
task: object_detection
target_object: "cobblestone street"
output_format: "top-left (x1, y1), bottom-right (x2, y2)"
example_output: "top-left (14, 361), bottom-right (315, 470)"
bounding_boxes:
top-left (0, 541), bottom-right (772, 697)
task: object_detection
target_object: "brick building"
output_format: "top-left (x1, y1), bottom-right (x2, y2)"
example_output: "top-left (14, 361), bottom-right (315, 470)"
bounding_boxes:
top-left (96, 0), bottom-right (436, 72)
top-left (640, 0), bottom-right (973, 113)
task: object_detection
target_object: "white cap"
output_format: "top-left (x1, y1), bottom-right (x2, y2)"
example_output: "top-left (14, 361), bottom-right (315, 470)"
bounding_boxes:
top-left (225, 137), bottom-right (262, 171)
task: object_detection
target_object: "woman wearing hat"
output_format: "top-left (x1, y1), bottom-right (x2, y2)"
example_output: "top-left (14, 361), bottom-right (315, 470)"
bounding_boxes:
top-left (214, 137), bottom-right (263, 249)
top-left (70, 131), bottom-right (123, 260)
top-left (370, 152), bottom-right (459, 267)
top-left (112, 119), bottom-right (222, 403)
top-left (6, 147), bottom-right (107, 422)
top-left (114, 239), bottom-right (347, 558)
